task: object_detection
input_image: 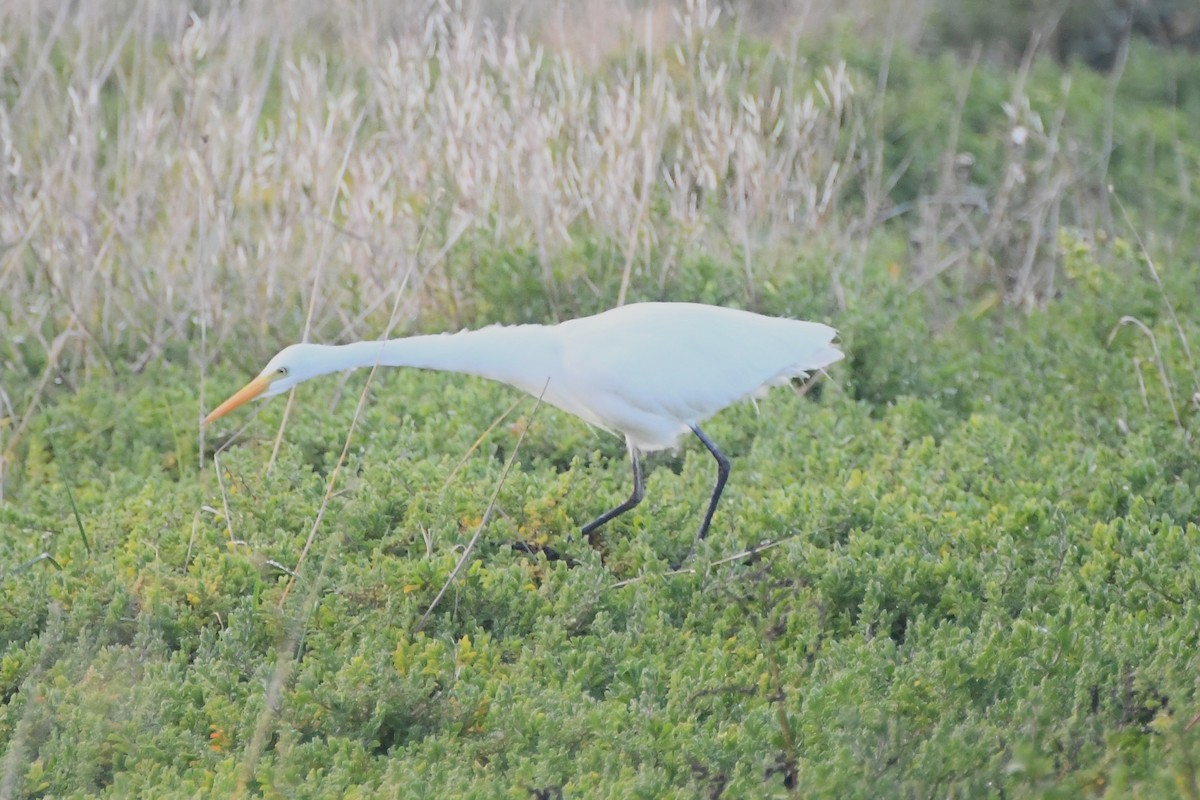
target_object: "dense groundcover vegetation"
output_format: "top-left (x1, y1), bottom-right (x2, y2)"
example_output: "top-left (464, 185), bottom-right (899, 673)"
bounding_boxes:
top-left (3, 1), bottom-right (1199, 797)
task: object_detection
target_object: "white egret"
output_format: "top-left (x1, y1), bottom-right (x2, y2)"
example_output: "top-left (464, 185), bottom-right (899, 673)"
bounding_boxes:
top-left (203, 302), bottom-right (843, 556)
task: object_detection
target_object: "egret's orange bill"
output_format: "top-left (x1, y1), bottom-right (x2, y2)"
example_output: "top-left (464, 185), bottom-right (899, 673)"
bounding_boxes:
top-left (203, 375), bottom-right (271, 425)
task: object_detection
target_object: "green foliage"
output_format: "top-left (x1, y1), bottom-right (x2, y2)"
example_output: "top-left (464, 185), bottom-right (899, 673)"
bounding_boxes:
top-left (926, 0), bottom-right (1200, 69)
top-left (4, 240), bottom-right (1200, 796)
top-left (4, 5), bottom-right (1200, 798)
top-left (823, 36), bottom-right (1200, 237)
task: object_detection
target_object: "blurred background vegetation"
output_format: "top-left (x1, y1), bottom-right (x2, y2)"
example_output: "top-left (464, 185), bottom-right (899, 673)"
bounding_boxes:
top-left (1, 0), bottom-right (1198, 797)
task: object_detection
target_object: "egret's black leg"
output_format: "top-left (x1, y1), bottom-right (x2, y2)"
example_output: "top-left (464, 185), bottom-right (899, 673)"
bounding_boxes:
top-left (687, 424), bottom-right (731, 557)
top-left (581, 448), bottom-right (643, 538)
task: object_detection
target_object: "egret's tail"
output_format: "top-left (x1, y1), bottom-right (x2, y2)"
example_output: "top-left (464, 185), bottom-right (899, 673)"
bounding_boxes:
top-left (807, 343), bottom-right (844, 370)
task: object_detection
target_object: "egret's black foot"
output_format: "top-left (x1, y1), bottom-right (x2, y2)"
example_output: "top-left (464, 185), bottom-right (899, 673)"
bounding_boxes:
top-left (668, 552), bottom-right (693, 572)
top-left (508, 541), bottom-right (579, 567)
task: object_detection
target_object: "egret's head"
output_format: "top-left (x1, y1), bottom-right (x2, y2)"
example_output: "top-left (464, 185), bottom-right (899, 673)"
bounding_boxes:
top-left (203, 343), bottom-right (329, 425)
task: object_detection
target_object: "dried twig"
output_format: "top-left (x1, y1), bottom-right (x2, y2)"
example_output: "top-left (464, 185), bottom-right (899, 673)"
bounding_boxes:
top-left (415, 383), bottom-right (547, 633)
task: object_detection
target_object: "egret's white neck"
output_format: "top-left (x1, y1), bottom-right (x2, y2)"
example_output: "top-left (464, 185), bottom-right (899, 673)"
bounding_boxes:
top-left (315, 324), bottom-right (561, 397)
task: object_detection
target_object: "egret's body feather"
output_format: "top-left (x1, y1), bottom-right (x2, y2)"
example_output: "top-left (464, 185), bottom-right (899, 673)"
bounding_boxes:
top-left (204, 302), bottom-right (843, 556)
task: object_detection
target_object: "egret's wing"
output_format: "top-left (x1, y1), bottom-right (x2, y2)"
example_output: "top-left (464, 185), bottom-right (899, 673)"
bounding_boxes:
top-left (556, 303), bottom-right (841, 449)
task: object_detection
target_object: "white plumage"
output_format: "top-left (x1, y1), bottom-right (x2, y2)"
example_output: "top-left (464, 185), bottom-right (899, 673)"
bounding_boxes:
top-left (204, 302), bottom-right (843, 556)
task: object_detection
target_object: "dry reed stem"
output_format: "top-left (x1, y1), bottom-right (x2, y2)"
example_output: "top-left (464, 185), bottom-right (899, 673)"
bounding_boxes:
top-left (269, 108), bottom-right (368, 473)
top-left (238, 257), bottom-right (419, 790)
top-left (1107, 316), bottom-right (1182, 428)
top-left (415, 382), bottom-right (547, 633)
top-left (438, 394), bottom-right (525, 495)
top-left (1111, 190), bottom-right (1200, 402)
top-left (277, 261), bottom-right (419, 605)
top-left (608, 534), bottom-right (794, 590)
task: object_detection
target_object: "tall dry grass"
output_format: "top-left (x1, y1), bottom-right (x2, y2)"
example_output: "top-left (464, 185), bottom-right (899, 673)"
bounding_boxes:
top-left (1, 0), bottom-right (1131, 487)
top-left (0, 0), bottom-right (863, 376)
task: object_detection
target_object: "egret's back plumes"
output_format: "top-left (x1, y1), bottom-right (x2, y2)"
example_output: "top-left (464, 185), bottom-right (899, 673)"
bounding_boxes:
top-left (204, 302), bottom-right (842, 559)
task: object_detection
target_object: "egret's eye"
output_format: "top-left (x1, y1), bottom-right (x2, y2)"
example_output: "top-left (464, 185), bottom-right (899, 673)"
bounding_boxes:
top-left (276, 367), bottom-right (288, 376)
